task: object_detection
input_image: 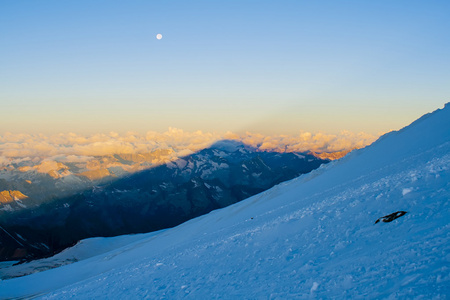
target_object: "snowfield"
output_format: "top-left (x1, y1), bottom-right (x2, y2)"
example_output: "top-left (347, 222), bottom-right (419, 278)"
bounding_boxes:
top-left (1, 104), bottom-right (449, 299)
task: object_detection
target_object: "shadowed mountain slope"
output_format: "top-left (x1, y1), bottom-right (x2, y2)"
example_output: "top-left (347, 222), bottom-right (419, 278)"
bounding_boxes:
top-left (0, 141), bottom-right (327, 261)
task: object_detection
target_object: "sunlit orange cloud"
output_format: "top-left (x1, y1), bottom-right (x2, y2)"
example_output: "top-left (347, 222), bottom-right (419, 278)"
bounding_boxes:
top-left (0, 129), bottom-right (381, 164)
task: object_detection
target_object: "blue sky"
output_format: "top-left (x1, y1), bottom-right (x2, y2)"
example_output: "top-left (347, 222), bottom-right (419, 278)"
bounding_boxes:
top-left (1, 0), bottom-right (449, 134)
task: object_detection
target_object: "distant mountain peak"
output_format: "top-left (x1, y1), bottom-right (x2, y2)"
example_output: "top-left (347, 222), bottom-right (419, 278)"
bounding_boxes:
top-left (209, 140), bottom-right (255, 152)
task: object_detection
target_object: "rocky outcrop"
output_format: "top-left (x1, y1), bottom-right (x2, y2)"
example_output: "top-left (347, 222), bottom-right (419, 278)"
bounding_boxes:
top-left (310, 150), bottom-right (352, 160)
top-left (77, 169), bottom-right (112, 181)
top-left (0, 191), bottom-right (28, 204)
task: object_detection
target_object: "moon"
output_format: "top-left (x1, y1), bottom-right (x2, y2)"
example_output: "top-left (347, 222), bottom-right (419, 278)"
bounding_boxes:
top-left (156, 34), bottom-right (162, 40)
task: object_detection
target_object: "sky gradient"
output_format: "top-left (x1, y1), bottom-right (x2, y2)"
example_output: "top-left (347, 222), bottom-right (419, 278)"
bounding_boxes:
top-left (1, 0), bottom-right (449, 135)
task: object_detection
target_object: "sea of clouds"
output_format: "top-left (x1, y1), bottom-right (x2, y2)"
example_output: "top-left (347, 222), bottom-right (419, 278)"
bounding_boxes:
top-left (0, 128), bottom-right (380, 166)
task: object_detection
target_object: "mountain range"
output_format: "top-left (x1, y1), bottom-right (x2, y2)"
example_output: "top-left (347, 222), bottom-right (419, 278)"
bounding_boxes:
top-left (0, 141), bottom-right (327, 261)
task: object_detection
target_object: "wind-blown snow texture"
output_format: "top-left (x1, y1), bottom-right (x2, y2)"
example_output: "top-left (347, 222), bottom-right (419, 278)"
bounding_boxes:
top-left (1, 104), bottom-right (449, 299)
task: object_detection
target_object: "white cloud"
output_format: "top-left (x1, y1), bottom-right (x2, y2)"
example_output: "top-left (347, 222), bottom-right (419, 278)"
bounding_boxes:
top-left (0, 156), bottom-right (10, 167)
top-left (0, 129), bottom-right (381, 163)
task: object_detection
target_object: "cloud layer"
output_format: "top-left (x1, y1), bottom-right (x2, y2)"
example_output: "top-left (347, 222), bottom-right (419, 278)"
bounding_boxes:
top-left (0, 129), bottom-right (381, 165)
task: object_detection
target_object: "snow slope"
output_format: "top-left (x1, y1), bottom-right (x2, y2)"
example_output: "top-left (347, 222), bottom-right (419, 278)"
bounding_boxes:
top-left (1, 104), bottom-right (449, 299)
top-left (0, 231), bottom-right (160, 280)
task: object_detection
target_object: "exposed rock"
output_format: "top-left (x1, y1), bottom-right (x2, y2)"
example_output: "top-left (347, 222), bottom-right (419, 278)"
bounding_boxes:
top-left (77, 169), bottom-right (112, 181)
top-left (0, 191), bottom-right (28, 204)
top-left (310, 150), bottom-right (352, 160)
top-left (374, 211), bottom-right (407, 224)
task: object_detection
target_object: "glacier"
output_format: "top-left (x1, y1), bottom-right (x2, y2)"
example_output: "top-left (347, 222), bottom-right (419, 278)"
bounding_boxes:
top-left (0, 103), bottom-right (449, 299)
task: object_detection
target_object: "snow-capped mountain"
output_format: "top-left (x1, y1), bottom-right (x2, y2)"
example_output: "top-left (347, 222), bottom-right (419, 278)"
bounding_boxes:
top-left (1, 103), bottom-right (449, 299)
top-left (0, 143), bottom-right (327, 261)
